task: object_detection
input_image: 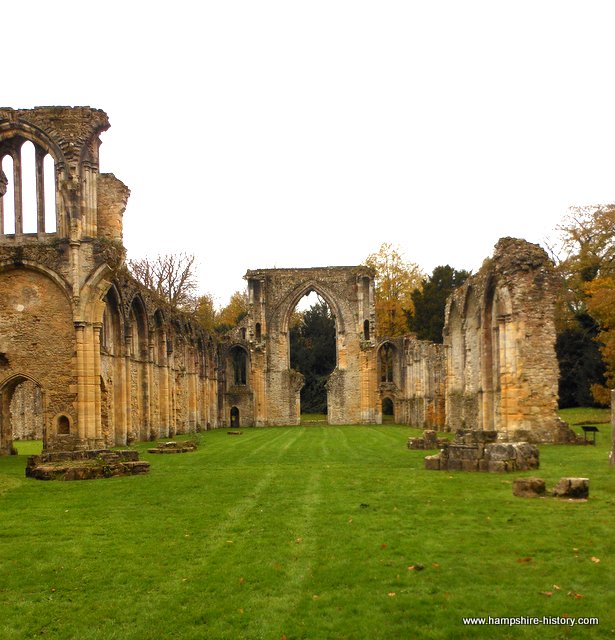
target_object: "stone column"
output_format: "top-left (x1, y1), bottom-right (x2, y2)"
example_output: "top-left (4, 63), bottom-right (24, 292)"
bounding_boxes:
top-left (93, 323), bottom-right (103, 443)
top-left (74, 321), bottom-right (86, 443)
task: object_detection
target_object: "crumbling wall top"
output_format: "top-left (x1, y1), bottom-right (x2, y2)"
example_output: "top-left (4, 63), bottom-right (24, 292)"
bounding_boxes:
top-left (0, 106), bottom-right (110, 162)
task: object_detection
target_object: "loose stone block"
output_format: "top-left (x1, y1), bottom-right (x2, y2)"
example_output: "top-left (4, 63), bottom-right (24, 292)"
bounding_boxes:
top-left (552, 478), bottom-right (589, 499)
top-left (424, 455), bottom-right (441, 470)
top-left (513, 477), bottom-right (546, 497)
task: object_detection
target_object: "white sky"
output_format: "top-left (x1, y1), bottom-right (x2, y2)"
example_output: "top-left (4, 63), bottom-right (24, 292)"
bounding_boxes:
top-left (5, 1), bottom-right (615, 307)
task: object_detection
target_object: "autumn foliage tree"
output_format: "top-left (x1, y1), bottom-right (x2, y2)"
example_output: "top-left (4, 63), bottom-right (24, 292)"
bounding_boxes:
top-left (214, 290), bottom-right (249, 333)
top-left (365, 243), bottom-right (424, 337)
top-left (585, 277), bottom-right (615, 403)
top-left (547, 205), bottom-right (615, 406)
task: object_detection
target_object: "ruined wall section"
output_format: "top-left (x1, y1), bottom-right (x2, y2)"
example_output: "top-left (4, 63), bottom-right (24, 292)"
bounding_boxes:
top-left (243, 266), bottom-right (376, 426)
top-left (0, 107), bottom-right (220, 453)
top-left (443, 238), bottom-right (569, 443)
top-left (97, 173), bottom-right (130, 242)
top-left (401, 336), bottom-right (446, 429)
top-left (100, 272), bottom-right (219, 446)
top-left (0, 267), bottom-right (75, 453)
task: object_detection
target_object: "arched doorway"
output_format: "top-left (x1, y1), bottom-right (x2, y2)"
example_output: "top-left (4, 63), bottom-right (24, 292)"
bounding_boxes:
top-left (230, 406), bottom-right (240, 428)
top-left (290, 291), bottom-right (336, 421)
top-left (382, 397), bottom-right (394, 424)
top-left (244, 266), bottom-right (376, 426)
top-left (0, 375), bottom-right (45, 455)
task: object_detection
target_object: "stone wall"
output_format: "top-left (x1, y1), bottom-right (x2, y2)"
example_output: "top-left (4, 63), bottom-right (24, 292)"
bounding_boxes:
top-left (242, 267), bottom-right (377, 425)
top-left (400, 336), bottom-right (445, 429)
top-left (0, 106), bottom-right (219, 453)
top-left (0, 106), bottom-right (574, 446)
top-left (443, 238), bottom-right (571, 443)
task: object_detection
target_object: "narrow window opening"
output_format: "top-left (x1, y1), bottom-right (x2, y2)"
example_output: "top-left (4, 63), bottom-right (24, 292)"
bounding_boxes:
top-left (1, 155), bottom-right (15, 234)
top-left (43, 153), bottom-right (56, 232)
top-left (380, 343), bottom-right (394, 383)
top-left (363, 319), bottom-right (370, 340)
top-left (255, 322), bottom-right (262, 340)
top-left (232, 347), bottom-right (247, 385)
top-left (21, 142), bottom-right (37, 233)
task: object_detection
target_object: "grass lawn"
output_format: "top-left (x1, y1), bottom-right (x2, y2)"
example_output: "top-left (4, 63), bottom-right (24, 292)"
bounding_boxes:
top-left (0, 410), bottom-right (613, 639)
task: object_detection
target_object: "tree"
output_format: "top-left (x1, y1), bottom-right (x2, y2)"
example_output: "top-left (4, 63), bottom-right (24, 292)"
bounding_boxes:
top-left (365, 243), bottom-right (424, 337)
top-left (128, 252), bottom-right (198, 309)
top-left (555, 204), bottom-right (615, 282)
top-left (556, 316), bottom-right (606, 407)
top-left (408, 265), bottom-right (470, 343)
top-left (192, 293), bottom-right (217, 333)
top-left (290, 299), bottom-right (336, 414)
top-left (215, 290), bottom-right (249, 333)
top-left (545, 205), bottom-right (614, 406)
top-left (585, 277), bottom-right (615, 403)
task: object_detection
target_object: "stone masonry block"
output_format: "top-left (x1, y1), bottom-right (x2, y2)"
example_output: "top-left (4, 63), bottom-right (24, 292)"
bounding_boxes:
top-left (513, 477), bottom-right (546, 497)
top-left (552, 478), bottom-right (589, 499)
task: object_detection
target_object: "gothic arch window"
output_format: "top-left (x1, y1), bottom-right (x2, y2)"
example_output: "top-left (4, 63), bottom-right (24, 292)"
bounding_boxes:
top-left (101, 288), bottom-right (122, 355)
top-left (129, 297), bottom-right (148, 359)
top-left (230, 346), bottom-right (248, 385)
top-left (379, 342), bottom-right (395, 383)
top-left (0, 136), bottom-right (57, 236)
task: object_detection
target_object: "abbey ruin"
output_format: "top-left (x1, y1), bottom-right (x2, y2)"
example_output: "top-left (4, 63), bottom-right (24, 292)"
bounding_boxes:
top-left (0, 107), bottom-right (572, 454)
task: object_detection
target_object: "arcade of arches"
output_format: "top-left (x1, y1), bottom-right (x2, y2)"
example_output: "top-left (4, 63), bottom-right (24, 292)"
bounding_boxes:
top-left (0, 106), bottom-right (574, 455)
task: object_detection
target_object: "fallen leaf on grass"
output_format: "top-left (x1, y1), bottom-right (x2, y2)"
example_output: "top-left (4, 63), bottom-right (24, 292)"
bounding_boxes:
top-left (348, 517), bottom-right (353, 524)
top-left (432, 562), bottom-right (440, 569)
top-left (540, 591), bottom-right (553, 597)
top-left (380, 543), bottom-right (388, 550)
top-left (312, 595), bottom-right (320, 600)
top-left (295, 538), bottom-right (302, 544)
top-left (408, 564), bottom-right (424, 571)
top-left (553, 585), bottom-right (561, 590)
top-left (388, 592), bottom-right (396, 597)
top-left (591, 556), bottom-right (601, 563)
top-left (517, 557), bottom-right (532, 564)
top-left (239, 577), bottom-right (245, 586)
top-left (568, 591), bottom-right (584, 599)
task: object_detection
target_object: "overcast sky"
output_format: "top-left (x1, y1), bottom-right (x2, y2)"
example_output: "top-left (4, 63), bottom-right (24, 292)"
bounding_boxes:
top-left (5, 1), bottom-right (615, 306)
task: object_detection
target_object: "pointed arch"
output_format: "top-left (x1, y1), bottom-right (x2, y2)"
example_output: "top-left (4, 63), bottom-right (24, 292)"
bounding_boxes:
top-left (128, 294), bottom-right (149, 360)
top-left (278, 280), bottom-right (345, 335)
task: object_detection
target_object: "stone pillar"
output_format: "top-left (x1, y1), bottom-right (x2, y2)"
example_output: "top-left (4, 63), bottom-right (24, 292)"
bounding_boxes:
top-left (93, 323), bottom-right (103, 443)
top-left (123, 335), bottom-right (132, 443)
top-left (74, 322), bottom-right (86, 443)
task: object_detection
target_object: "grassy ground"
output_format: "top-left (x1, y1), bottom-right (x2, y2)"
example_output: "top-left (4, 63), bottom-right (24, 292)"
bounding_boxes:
top-left (0, 410), bottom-right (613, 639)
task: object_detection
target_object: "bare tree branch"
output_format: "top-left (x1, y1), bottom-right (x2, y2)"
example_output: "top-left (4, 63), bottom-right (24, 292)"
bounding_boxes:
top-left (128, 253), bottom-right (198, 309)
